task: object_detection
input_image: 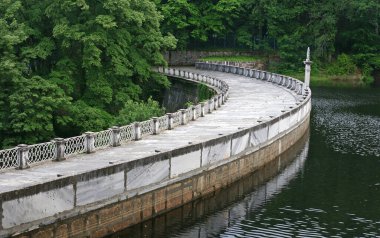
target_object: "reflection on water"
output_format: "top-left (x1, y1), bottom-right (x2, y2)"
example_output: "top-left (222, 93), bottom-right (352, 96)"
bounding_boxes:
top-left (111, 87), bottom-right (380, 238)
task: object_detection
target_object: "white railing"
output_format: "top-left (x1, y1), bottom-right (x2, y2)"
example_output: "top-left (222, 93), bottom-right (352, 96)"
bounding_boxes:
top-left (140, 120), bottom-right (154, 137)
top-left (28, 142), bottom-right (57, 164)
top-left (94, 129), bottom-right (112, 150)
top-left (158, 115), bottom-right (169, 132)
top-left (0, 67), bottom-right (229, 171)
top-left (0, 62), bottom-right (307, 172)
top-left (0, 148), bottom-right (19, 169)
top-left (172, 111), bottom-right (182, 127)
top-left (195, 62), bottom-right (308, 96)
top-left (64, 135), bottom-right (86, 156)
top-left (120, 124), bottom-right (135, 143)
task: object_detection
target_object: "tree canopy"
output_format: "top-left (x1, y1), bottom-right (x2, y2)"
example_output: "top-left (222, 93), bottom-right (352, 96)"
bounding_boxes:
top-left (0, 0), bottom-right (176, 147)
top-left (159, 0), bottom-right (379, 70)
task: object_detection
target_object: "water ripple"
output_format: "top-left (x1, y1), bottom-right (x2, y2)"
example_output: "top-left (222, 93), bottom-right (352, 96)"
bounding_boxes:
top-left (312, 89), bottom-right (380, 157)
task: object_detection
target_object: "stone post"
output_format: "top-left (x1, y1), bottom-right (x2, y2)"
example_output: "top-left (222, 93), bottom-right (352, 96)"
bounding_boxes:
top-left (180, 109), bottom-right (187, 125)
top-left (218, 95), bottom-right (222, 107)
top-left (208, 99), bottom-right (213, 113)
top-left (54, 138), bottom-right (66, 161)
top-left (221, 93), bottom-right (225, 105)
top-left (297, 82), bottom-right (303, 95)
top-left (303, 47), bottom-right (312, 94)
top-left (287, 78), bottom-right (291, 88)
top-left (152, 117), bottom-right (159, 135)
top-left (167, 113), bottom-right (174, 129)
top-left (134, 122), bottom-right (142, 140)
top-left (192, 106), bottom-right (196, 121)
top-left (111, 126), bottom-right (121, 147)
top-left (17, 144), bottom-right (30, 169)
top-left (214, 97), bottom-right (218, 110)
top-left (200, 103), bottom-right (206, 117)
top-left (85, 132), bottom-right (96, 153)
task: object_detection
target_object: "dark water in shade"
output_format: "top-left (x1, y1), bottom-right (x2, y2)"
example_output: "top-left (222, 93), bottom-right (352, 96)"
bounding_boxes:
top-left (110, 87), bottom-right (380, 238)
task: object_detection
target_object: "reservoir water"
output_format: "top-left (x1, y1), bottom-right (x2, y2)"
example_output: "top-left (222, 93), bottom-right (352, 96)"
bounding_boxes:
top-left (110, 87), bottom-right (380, 238)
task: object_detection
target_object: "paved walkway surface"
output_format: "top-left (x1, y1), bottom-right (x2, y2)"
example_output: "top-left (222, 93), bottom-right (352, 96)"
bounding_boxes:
top-left (0, 68), bottom-right (301, 193)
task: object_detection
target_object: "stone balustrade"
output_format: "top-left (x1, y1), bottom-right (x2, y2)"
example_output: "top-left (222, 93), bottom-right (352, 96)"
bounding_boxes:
top-left (0, 68), bottom-right (229, 171)
top-left (195, 62), bottom-right (309, 96)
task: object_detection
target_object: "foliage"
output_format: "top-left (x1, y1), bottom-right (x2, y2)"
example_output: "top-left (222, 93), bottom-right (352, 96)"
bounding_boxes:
top-left (160, 0), bottom-right (379, 76)
top-left (198, 84), bottom-right (215, 102)
top-left (327, 54), bottom-right (357, 76)
top-left (0, 0), bottom-right (175, 148)
top-left (116, 98), bottom-right (165, 125)
top-left (63, 101), bottom-right (115, 136)
top-left (158, 0), bottom-right (243, 49)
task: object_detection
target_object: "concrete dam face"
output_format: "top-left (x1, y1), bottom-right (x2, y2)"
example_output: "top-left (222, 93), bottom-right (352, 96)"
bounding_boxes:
top-left (0, 62), bottom-right (311, 238)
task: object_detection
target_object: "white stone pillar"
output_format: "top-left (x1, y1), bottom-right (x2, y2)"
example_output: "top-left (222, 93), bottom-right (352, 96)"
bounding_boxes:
top-left (134, 122), bottom-right (141, 140)
top-left (84, 132), bottom-right (96, 153)
top-left (167, 113), bottom-right (174, 130)
top-left (304, 47), bottom-right (312, 94)
top-left (208, 99), bottom-right (213, 113)
top-left (54, 138), bottom-right (66, 161)
top-left (200, 103), bottom-right (205, 117)
top-left (17, 144), bottom-right (30, 169)
top-left (152, 117), bottom-right (159, 135)
top-left (180, 109), bottom-right (187, 125)
top-left (192, 106), bottom-right (196, 121)
top-left (111, 126), bottom-right (121, 147)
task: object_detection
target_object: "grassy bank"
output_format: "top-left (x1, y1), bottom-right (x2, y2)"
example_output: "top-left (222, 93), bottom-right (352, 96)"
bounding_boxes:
top-left (278, 70), bottom-right (365, 88)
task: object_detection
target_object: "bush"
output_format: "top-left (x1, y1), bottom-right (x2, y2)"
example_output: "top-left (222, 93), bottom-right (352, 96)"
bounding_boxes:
top-left (360, 63), bottom-right (375, 85)
top-left (327, 54), bottom-right (357, 75)
top-left (116, 98), bottom-right (165, 125)
top-left (66, 101), bottom-right (115, 135)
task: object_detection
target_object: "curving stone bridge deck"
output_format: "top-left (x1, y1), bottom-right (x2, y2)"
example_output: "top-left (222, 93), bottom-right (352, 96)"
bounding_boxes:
top-left (0, 62), bottom-right (311, 237)
top-left (0, 68), bottom-right (299, 194)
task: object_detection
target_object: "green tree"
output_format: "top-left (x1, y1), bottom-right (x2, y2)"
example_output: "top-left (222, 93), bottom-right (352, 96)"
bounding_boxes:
top-left (116, 98), bottom-right (165, 125)
top-left (0, 0), bottom-right (176, 148)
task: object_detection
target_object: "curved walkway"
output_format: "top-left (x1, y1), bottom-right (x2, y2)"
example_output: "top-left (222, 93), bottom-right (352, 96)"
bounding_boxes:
top-left (0, 67), bottom-right (300, 194)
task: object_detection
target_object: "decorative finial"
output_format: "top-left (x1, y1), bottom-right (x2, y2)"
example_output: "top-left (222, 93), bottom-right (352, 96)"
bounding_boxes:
top-left (306, 47), bottom-right (310, 61)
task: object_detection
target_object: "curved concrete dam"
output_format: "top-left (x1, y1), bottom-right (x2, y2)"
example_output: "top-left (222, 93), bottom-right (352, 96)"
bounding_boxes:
top-left (0, 62), bottom-right (311, 238)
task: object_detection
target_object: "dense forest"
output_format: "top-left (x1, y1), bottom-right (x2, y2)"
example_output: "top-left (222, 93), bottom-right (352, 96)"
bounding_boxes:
top-left (159, 0), bottom-right (379, 68)
top-left (0, 0), bottom-right (176, 147)
top-left (0, 0), bottom-right (379, 148)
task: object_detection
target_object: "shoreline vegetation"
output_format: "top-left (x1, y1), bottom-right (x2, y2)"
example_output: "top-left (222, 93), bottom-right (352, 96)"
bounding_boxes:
top-left (199, 55), bottom-right (376, 88)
